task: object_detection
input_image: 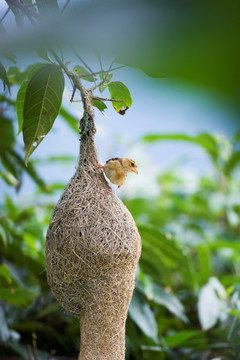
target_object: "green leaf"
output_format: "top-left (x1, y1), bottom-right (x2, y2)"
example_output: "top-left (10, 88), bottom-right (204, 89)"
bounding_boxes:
top-left (142, 133), bottom-right (219, 164)
top-left (228, 316), bottom-right (240, 342)
top-left (165, 330), bottom-right (201, 347)
top-left (23, 64), bottom-right (64, 165)
top-left (91, 99), bottom-right (107, 112)
top-left (138, 275), bottom-right (188, 322)
top-left (7, 63), bottom-right (45, 85)
top-left (36, 48), bottom-right (51, 62)
top-left (16, 80), bottom-right (28, 135)
top-left (108, 81), bottom-right (132, 114)
top-left (0, 170), bottom-right (19, 188)
top-left (99, 72), bottom-right (113, 92)
top-left (0, 225), bottom-right (7, 246)
top-left (225, 150), bottom-right (240, 175)
top-left (0, 286), bottom-right (38, 307)
top-left (0, 265), bottom-right (12, 284)
top-left (0, 116), bottom-right (15, 150)
top-left (196, 244), bottom-right (212, 285)
top-left (73, 65), bottom-right (96, 82)
top-left (138, 225), bottom-right (189, 283)
top-left (0, 62), bottom-right (10, 93)
top-left (129, 290), bottom-right (158, 342)
top-left (59, 107), bottom-right (79, 134)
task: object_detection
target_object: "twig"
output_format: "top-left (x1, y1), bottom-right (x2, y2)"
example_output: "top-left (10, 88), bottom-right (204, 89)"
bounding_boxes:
top-left (0, 6), bottom-right (10, 23)
top-left (79, 65), bottom-right (126, 78)
top-left (98, 54), bottom-right (104, 75)
top-left (92, 95), bottom-right (123, 103)
top-left (73, 49), bottom-right (95, 77)
top-left (70, 87), bottom-right (76, 102)
top-left (27, 344), bottom-right (33, 360)
top-left (61, 0), bottom-right (71, 14)
top-left (89, 60), bottom-right (115, 91)
top-left (32, 333), bottom-right (39, 360)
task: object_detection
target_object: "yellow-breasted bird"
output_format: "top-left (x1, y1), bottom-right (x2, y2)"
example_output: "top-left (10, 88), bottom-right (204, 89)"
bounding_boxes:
top-left (97, 157), bottom-right (138, 192)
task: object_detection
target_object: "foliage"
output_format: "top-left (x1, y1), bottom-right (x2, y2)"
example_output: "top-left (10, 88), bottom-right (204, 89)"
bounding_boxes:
top-left (124, 132), bottom-right (240, 359)
top-left (1, 1), bottom-right (240, 359)
top-left (1, 55), bottom-right (131, 165)
top-left (1, 94), bottom-right (240, 358)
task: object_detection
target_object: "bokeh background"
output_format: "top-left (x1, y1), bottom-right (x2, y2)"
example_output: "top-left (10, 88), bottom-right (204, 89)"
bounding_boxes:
top-left (1, 1), bottom-right (240, 359)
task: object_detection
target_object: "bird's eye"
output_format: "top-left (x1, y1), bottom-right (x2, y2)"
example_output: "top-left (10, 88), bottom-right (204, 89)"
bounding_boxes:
top-left (131, 162), bottom-right (135, 167)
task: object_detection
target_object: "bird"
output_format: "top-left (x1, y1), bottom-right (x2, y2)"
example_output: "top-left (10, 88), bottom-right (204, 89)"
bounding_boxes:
top-left (96, 157), bottom-right (138, 192)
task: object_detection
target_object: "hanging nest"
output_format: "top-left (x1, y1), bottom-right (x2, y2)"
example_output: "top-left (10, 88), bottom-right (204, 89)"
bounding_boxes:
top-left (45, 106), bottom-right (141, 359)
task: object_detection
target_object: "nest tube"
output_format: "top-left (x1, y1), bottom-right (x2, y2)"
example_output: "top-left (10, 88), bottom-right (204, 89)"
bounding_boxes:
top-left (45, 98), bottom-right (141, 359)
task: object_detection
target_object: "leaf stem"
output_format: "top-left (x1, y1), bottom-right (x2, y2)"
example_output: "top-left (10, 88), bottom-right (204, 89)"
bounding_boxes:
top-left (79, 65), bottom-right (125, 78)
top-left (0, 6), bottom-right (10, 23)
top-left (61, 0), bottom-right (71, 13)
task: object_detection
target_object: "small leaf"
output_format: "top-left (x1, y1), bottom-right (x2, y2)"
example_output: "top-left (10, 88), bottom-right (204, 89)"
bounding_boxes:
top-left (0, 170), bottom-right (19, 189)
top-left (108, 81), bottom-right (132, 114)
top-left (129, 291), bottom-right (158, 342)
top-left (91, 99), bottom-right (107, 112)
top-left (165, 330), bottom-right (201, 347)
top-left (23, 64), bottom-right (64, 165)
top-left (198, 277), bottom-right (227, 330)
top-left (99, 72), bottom-right (113, 93)
top-left (36, 48), bottom-right (51, 62)
top-left (73, 65), bottom-right (96, 82)
top-left (0, 225), bottom-right (7, 246)
top-left (0, 62), bottom-right (11, 94)
top-left (0, 265), bottom-right (12, 284)
top-left (225, 150), bottom-right (240, 175)
top-left (16, 80), bottom-right (28, 135)
top-left (139, 276), bottom-right (188, 322)
top-left (0, 117), bottom-right (15, 150)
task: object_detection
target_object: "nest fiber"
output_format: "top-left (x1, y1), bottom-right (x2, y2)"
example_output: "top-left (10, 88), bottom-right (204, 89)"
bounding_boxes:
top-left (45, 114), bottom-right (141, 359)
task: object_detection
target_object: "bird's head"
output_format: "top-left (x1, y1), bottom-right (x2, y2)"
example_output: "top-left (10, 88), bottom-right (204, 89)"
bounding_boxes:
top-left (122, 158), bottom-right (138, 174)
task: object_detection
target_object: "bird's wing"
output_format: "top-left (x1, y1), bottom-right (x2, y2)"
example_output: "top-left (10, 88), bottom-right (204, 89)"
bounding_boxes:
top-left (106, 157), bottom-right (123, 166)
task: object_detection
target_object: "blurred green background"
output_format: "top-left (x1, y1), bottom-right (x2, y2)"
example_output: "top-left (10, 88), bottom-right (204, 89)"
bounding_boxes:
top-left (1, 1), bottom-right (240, 359)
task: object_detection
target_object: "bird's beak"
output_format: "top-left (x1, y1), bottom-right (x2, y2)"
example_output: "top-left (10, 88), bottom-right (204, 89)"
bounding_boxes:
top-left (132, 168), bottom-right (138, 174)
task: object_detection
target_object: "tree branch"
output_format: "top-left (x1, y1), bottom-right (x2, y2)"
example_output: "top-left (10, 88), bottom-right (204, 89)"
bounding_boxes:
top-left (49, 49), bottom-right (94, 117)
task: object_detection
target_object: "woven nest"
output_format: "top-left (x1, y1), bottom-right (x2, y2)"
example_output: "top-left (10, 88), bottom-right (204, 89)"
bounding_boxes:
top-left (45, 113), bottom-right (141, 359)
